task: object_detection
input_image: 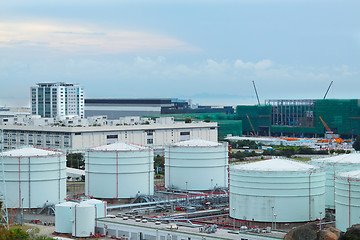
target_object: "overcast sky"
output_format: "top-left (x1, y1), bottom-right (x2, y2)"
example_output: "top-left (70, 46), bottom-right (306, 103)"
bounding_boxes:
top-left (0, 0), bottom-right (359, 107)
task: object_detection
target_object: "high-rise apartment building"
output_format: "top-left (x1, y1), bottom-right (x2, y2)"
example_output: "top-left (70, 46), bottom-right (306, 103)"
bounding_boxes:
top-left (31, 82), bottom-right (84, 118)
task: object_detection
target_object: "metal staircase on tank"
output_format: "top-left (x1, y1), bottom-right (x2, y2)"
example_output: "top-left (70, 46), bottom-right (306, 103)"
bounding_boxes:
top-left (0, 129), bottom-right (9, 229)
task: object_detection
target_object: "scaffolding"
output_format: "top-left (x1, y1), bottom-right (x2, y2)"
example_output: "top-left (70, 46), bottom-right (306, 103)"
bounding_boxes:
top-left (0, 129), bottom-right (9, 229)
top-left (266, 99), bottom-right (316, 127)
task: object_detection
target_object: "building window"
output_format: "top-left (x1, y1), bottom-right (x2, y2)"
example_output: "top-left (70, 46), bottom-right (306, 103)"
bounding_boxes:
top-left (55, 136), bottom-right (60, 146)
top-left (180, 131), bottom-right (190, 141)
top-left (36, 135), bottom-right (42, 146)
top-left (64, 136), bottom-right (69, 147)
top-left (46, 135), bottom-right (51, 146)
top-left (20, 134), bottom-right (24, 145)
top-left (147, 139), bottom-right (153, 144)
top-left (29, 135), bottom-right (33, 145)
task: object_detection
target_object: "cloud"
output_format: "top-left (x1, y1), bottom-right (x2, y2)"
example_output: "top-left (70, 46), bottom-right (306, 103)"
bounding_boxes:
top-left (0, 21), bottom-right (195, 55)
top-left (1, 56), bottom-right (359, 107)
top-left (234, 59), bottom-right (273, 70)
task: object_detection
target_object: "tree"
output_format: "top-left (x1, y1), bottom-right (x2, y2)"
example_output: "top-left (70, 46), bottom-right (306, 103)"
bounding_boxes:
top-left (66, 153), bottom-right (85, 169)
top-left (353, 135), bottom-right (360, 151)
top-left (184, 117), bottom-right (192, 123)
top-left (154, 155), bottom-right (164, 174)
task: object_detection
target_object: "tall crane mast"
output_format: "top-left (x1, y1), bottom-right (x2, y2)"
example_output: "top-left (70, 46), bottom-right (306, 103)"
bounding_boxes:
top-left (323, 81), bottom-right (333, 99)
top-left (252, 80), bottom-right (260, 105)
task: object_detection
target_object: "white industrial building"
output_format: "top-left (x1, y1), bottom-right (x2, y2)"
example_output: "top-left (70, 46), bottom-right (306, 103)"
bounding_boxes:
top-left (230, 158), bottom-right (326, 223)
top-left (31, 82), bottom-right (84, 118)
top-left (0, 121), bottom-right (217, 150)
top-left (94, 216), bottom-right (285, 240)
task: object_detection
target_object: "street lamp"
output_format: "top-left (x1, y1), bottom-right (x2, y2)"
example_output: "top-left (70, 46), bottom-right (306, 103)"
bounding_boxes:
top-left (271, 206), bottom-right (274, 229)
top-left (319, 211), bottom-right (323, 230)
top-left (21, 198), bottom-right (24, 226)
top-left (232, 208), bottom-right (236, 230)
top-left (274, 214), bottom-right (277, 230)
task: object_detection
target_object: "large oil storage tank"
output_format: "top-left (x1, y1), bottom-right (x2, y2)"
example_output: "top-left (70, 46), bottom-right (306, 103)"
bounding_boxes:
top-left (72, 202), bottom-right (95, 238)
top-left (230, 158), bottom-right (325, 222)
top-left (164, 139), bottom-right (228, 190)
top-left (55, 201), bottom-right (77, 234)
top-left (1, 147), bottom-right (66, 208)
top-left (335, 170), bottom-right (360, 232)
top-left (311, 153), bottom-right (360, 209)
top-left (85, 142), bottom-right (154, 199)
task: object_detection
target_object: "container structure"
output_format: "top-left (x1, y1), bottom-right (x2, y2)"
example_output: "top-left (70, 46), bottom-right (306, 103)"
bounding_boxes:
top-left (72, 202), bottom-right (95, 238)
top-left (55, 201), bottom-right (77, 234)
top-left (164, 139), bottom-right (228, 191)
top-left (1, 147), bottom-right (66, 208)
top-left (230, 158), bottom-right (325, 222)
top-left (335, 170), bottom-right (360, 232)
top-left (311, 153), bottom-right (360, 209)
top-left (85, 142), bottom-right (154, 199)
top-left (82, 199), bottom-right (107, 218)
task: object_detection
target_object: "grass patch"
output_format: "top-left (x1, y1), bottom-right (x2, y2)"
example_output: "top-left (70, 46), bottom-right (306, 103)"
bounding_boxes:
top-left (291, 157), bottom-right (311, 162)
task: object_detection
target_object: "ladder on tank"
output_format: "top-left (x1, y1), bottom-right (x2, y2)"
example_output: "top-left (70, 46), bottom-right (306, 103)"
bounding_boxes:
top-left (0, 129), bottom-right (9, 229)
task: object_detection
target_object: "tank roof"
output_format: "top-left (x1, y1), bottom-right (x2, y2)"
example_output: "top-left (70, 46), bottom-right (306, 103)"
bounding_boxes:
top-left (338, 170), bottom-right (360, 179)
top-left (3, 147), bottom-right (62, 157)
top-left (312, 153), bottom-right (360, 164)
top-left (173, 139), bottom-right (221, 147)
top-left (232, 158), bottom-right (318, 172)
top-left (92, 142), bottom-right (148, 151)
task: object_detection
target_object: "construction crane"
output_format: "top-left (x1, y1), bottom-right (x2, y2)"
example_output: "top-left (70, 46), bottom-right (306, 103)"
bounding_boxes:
top-left (323, 81), bottom-right (333, 99)
top-left (246, 114), bottom-right (258, 137)
top-left (252, 80), bottom-right (260, 105)
top-left (318, 116), bottom-right (343, 143)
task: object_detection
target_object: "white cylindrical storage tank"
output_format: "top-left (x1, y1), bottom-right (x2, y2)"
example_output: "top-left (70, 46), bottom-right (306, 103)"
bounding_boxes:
top-left (164, 139), bottom-right (228, 191)
top-left (335, 170), bottom-right (360, 232)
top-left (230, 158), bottom-right (325, 222)
top-left (1, 147), bottom-right (66, 208)
top-left (55, 201), bottom-right (77, 234)
top-left (85, 142), bottom-right (154, 198)
top-left (311, 153), bottom-right (360, 209)
top-left (72, 202), bottom-right (95, 238)
top-left (82, 199), bottom-right (107, 218)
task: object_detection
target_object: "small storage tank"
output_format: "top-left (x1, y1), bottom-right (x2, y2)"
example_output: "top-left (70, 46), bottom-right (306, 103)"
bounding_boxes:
top-left (164, 139), bottom-right (228, 190)
top-left (55, 201), bottom-right (77, 234)
top-left (1, 147), bottom-right (66, 208)
top-left (85, 142), bottom-right (154, 198)
top-left (82, 199), bottom-right (107, 218)
top-left (230, 158), bottom-right (325, 222)
top-left (311, 153), bottom-right (360, 209)
top-left (72, 202), bottom-right (95, 238)
top-left (335, 170), bottom-right (360, 232)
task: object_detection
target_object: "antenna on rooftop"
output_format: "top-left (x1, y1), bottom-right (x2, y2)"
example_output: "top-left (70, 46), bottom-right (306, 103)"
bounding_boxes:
top-left (323, 81), bottom-right (333, 99)
top-left (252, 80), bottom-right (261, 105)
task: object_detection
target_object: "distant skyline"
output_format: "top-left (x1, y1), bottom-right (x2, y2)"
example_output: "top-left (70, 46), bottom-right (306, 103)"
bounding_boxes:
top-left (1, 0), bottom-right (359, 107)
